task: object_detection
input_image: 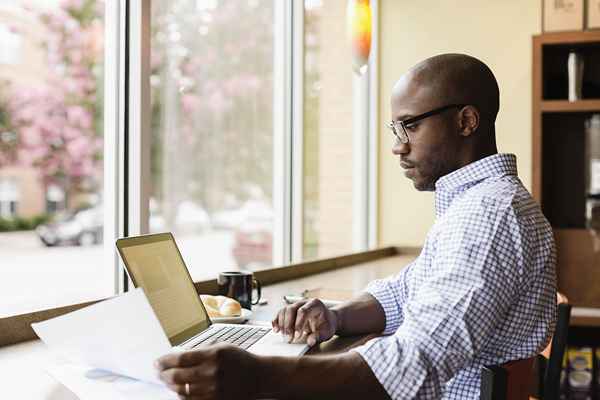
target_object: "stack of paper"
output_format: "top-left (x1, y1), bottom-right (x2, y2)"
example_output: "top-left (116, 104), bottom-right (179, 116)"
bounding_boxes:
top-left (32, 288), bottom-right (177, 399)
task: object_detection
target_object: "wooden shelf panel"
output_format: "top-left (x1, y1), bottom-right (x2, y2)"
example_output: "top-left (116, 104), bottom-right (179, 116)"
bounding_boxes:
top-left (554, 228), bottom-right (600, 308)
top-left (540, 99), bottom-right (600, 112)
top-left (571, 315), bottom-right (600, 327)
top-left (571, 307), bottom-right (600, 327)
top-left (534, 31), bottom-right (600, 45)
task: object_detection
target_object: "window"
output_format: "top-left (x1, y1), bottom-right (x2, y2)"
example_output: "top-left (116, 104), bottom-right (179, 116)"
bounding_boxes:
top-left (0, 0), bottom-right (378, 322)
top-left (45, 184), bottom-right (65, 214)
top-left (0, 177), bottom-right (18, 217)
top-left (0, 23), bottom-right (22, 65)
top-left (0, 0), bottom-right (109, 317)
top-left (149, 0), bottom-right (276, 280)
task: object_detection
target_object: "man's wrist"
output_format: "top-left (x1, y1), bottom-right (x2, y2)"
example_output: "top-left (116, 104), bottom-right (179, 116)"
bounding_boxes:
top-left (254, 351), bottom-right (389, 400)
top-left (254, 355), bottom-right (291, 398)
top-left (254, 354), bottom-right (273, 398)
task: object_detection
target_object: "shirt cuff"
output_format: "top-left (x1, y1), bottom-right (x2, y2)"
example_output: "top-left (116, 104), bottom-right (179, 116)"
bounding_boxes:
top-left (364, 280), bottom-right (402, 335)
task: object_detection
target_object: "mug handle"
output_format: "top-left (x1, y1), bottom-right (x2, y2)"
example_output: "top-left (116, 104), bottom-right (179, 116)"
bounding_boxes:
top-left (251, 278), bottom-right (262, 305)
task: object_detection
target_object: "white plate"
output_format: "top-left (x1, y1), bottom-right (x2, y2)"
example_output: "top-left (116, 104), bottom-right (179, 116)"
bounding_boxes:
top-left (210, 308), bottom-right (253, 324)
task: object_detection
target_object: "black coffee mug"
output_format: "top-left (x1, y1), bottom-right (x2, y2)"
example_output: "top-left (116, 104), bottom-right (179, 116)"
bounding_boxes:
top-left (217, 271), bottom-right (261, 310)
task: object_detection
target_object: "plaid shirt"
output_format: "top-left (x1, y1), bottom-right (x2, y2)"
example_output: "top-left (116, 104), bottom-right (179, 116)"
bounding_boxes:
top-left (353, 153), bottom-right (556, 399)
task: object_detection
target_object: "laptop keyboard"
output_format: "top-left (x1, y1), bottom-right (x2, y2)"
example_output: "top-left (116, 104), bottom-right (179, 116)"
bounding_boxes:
top-left (192, 326), bottom-right (270, 350)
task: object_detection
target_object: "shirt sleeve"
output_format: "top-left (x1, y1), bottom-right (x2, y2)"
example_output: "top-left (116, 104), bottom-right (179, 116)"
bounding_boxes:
top-left (363, 260), bottom-right (415, 335)
top-left (353, 203), bottom-right (525, 399)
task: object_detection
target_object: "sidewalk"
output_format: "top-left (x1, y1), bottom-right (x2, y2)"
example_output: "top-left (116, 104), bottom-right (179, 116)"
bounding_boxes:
top-left (0, 230), bottom-right (237, 317)
top-left (0, 230), bottom-right (46, 252)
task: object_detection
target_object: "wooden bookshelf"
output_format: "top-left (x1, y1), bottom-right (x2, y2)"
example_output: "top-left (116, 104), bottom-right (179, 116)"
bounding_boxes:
top-left (540, 99), bottom-right (600, 113)
top-left (532, 31), bottom-right (600, 309)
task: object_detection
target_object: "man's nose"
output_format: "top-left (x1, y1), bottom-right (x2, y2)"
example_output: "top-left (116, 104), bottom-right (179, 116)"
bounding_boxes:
top-left (392, 141), bottom-right (409, 155)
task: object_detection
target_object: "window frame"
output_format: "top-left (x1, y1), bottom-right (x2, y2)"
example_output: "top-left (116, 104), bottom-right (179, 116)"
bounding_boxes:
top-left (104, 0), bottom-right (127, 294)
top-left (0, 0), bottom-right (380, 347)
top-left (291, 0), bottom-right (305, 262)
top-left (273, 0), bottom-right (295, 266)
top-left (368, 0), bottom-right (380, 249)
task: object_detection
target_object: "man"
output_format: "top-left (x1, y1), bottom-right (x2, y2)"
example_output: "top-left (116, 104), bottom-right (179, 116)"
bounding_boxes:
top-left (155, 53), bottom-right (556, 399)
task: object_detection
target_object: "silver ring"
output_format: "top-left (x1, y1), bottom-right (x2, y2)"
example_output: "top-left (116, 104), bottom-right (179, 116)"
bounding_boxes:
top-left (185, 382), bottom-right (190, 395)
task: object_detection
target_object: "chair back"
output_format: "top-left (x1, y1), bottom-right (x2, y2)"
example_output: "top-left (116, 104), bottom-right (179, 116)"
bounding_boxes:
top-left (481, 292), bottom-right (571, 400)
top-left (480, 357), bottom-right (535, 400)
top-left (540, 302), bottom-right (571, 400)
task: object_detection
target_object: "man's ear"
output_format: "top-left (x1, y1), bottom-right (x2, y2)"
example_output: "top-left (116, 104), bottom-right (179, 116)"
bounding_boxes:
top-left (458, 105), bottom-right (479, 137)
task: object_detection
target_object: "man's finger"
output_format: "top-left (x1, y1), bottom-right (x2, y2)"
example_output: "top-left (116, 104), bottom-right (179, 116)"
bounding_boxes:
top-left (272, 310), bottom-right (282, 332)
top-left (293, 302), bottom-right (313, 333)
top-left (159, 365), bottom-right (208, 385)
top-left (303, 303), bottom-right (326, 329)
top-left (277, 308), bottom-right (287, 335)
top-left (308, 317), bottom-right (320, 344)
top-left (306, 331), bottom-right (319, 347)
top-left (155, 349), bottom-right (207, 370)
top-left (282, 305), bottom-right (298, 337)
top-left (275, 301), bottom-right (306, 335)
top-left (166, 381), bottom-right (211, 398)
top-left (295, 303), bottom-right (327, 340)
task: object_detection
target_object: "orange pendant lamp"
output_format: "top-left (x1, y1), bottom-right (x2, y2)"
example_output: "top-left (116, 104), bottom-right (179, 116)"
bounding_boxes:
top-left (347, 0), bottom-right (372, 75)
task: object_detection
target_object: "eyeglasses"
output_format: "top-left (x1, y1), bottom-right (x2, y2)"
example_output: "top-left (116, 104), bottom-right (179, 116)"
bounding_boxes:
top-left (387, 104), bottom-right (466, 144)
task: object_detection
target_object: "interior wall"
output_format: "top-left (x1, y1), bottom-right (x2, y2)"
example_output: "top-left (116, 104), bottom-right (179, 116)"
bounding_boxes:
top-left (378, 0), bottom-right (541, 247)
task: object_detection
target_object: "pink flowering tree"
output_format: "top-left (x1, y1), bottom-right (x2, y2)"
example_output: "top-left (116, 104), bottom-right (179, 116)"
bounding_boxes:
top-left (3, 0), bottom-right (103, 198)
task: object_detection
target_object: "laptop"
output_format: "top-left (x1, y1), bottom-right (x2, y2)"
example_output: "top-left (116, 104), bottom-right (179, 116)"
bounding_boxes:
top-left (116, 232), bottom-right (309, 357)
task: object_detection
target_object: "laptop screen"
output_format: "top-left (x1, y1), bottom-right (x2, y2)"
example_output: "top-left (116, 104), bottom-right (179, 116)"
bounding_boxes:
top-left (116, 233), bottom-right (210, 345)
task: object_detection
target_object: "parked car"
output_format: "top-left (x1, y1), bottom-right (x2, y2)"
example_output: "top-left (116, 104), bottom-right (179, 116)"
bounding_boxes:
top-left (174, 200), bottom-right (211, 234)
top-left (212, 199), bottom-right (272, 230)
top-left (36, 205), bottom-right (103, 247)
top-left (231, 201), bottom-right (273, 268)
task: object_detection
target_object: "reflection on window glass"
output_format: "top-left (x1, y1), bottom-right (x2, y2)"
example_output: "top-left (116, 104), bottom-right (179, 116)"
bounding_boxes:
top-left (150, 0), bottom-right (275, 280)
top-left (303, 0), bottom-right (354, 260)
top-left (0, 0), bottom-right (107, 317)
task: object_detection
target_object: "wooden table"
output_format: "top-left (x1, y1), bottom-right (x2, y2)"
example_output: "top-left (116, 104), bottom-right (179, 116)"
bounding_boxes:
top-left (0, 253), bottom-right (415, 399)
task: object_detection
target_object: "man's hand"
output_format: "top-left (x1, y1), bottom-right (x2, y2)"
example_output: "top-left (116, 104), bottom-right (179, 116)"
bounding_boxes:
top-left (155, 344), bottom-right (258, 400)
top-left (271, 298), bottom-right (338, 346)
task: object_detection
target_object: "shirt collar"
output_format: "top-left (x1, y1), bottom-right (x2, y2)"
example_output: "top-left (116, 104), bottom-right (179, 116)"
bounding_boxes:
top-left (434, 153), bottom-right (518, 218)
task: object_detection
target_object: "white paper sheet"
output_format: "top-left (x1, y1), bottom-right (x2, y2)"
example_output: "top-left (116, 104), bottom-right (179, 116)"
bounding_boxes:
top-left (32, 288), bottom-right (173, 385)
top-left (44, 360), bottom-right (178, 400)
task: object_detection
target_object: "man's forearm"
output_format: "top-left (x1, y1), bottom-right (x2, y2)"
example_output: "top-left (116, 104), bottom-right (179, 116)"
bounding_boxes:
top-left (256, 351), bottom-right (390, 400)
top-left (331, 292), bottom-right (386, 336)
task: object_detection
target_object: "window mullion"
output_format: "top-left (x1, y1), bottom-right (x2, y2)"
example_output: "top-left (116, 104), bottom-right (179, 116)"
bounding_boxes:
top-left (273, 0), bottom-right (293, 266)
top-left (126, 0), bottom-right (151, 239)
top-left (368, 0), bottom-right (379, 249)
top-left (103, 0), bottom-right (125, 295)
top-left (353, 0), bottom-right (379, 252)
top-left (291, 0), bottom-right (305, 263)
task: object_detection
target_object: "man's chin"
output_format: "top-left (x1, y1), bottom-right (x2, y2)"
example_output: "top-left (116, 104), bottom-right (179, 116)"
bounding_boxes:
top-left (404, 168), bottom-right (434, 191)
top-left (411, 177), bottom-right (435, 192)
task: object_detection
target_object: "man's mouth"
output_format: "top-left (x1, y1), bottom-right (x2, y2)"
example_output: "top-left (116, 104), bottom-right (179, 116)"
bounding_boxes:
top-left (399, 161), bottom-right (415, 169)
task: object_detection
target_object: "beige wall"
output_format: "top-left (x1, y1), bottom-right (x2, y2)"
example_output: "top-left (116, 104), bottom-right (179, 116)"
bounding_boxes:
top-left (308, 1), bottom-right (355, 259)
top-left (378, 0), bottom-right (541, 247)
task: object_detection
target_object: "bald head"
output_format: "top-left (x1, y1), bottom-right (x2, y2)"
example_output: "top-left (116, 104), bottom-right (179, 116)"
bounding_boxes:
top-left (389, 54), bottom-right (501, 191)
top-left (393, 53), bottom-right (500, 124)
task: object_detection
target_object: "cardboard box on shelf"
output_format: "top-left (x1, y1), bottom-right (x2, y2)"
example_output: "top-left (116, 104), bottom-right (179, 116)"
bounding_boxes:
top-left (588, 0), bottom-right (600, 29)
top-left (543, 0), bottom-right (584, 32)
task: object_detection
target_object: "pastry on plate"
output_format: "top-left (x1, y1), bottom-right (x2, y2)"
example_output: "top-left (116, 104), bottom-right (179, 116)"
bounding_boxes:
top-left (200, 294), bottom-right (242, 317)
